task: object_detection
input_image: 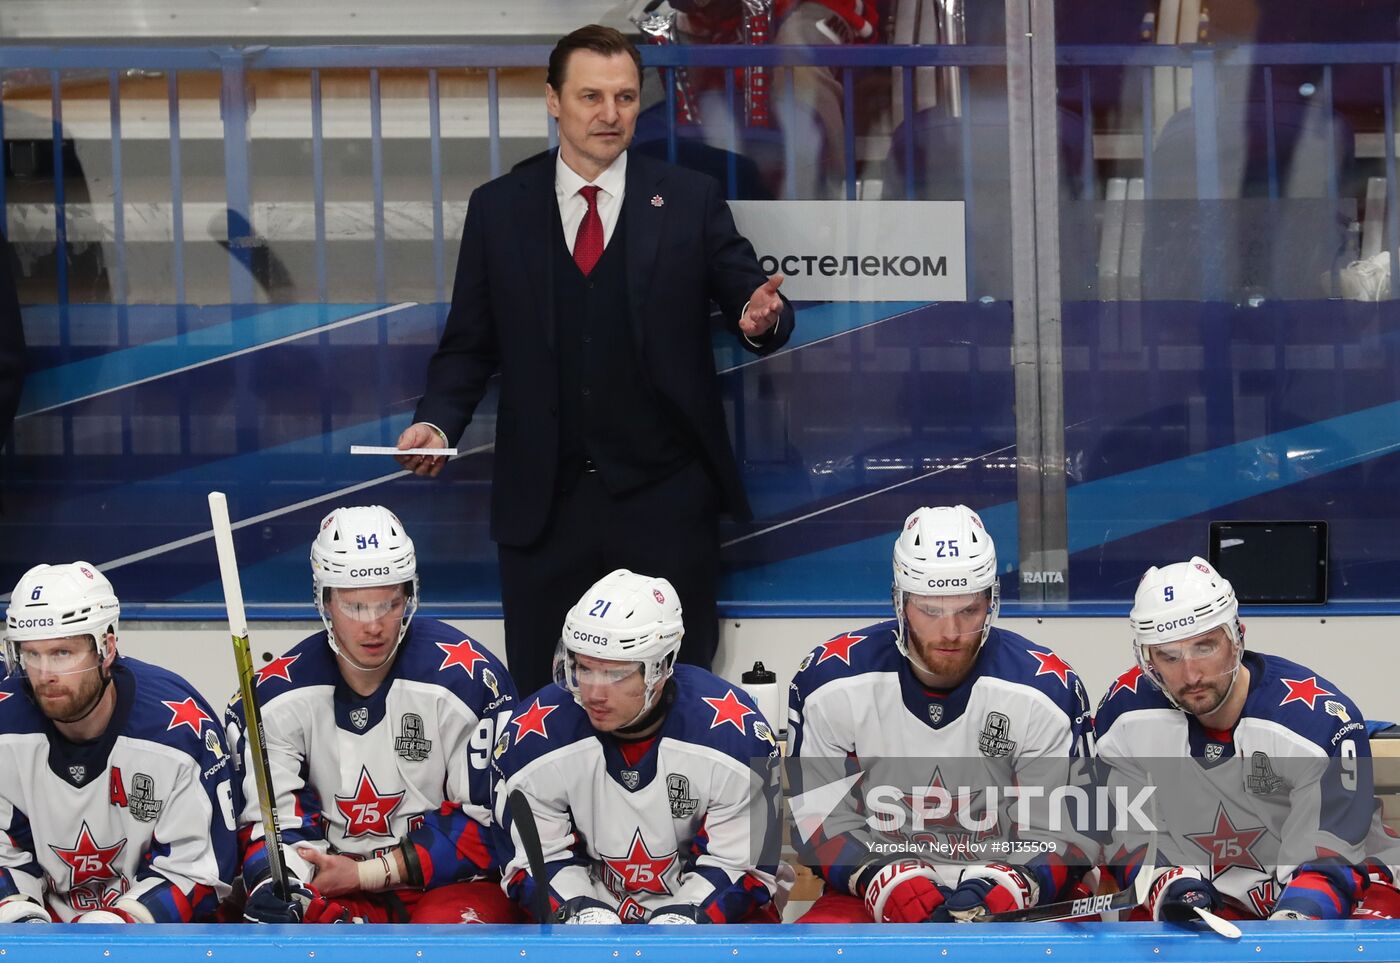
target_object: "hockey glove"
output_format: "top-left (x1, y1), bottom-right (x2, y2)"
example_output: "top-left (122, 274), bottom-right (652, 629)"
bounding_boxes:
top-left (942, 864), bottom-right (1039, 922)
top-left (1150, 867), bottom-right (1222, 923)
top-left (856, 855), bottom-right (947, 923)
top-left (648, 903), bottom-right (711, 924)
top-left (553, 896), bottom-right (622, 924)
top-left (0, 896), bottom-right (49, 923)
top-left (242, 878), bottom-right (355, 924)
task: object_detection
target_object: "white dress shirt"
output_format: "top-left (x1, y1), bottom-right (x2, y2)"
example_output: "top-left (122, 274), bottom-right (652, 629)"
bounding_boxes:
top-left (556, 151), bottom-right (627, 254)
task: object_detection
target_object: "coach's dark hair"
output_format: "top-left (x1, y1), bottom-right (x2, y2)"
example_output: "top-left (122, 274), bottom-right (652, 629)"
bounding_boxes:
top-left (547, 24), bottom-right (643, 91)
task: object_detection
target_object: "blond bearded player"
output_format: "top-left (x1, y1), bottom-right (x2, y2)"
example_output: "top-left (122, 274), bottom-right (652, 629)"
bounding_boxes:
top-left (0, 563), bottom-right (235, 923)
top-left (788, 506), bottom-right (1098, 924)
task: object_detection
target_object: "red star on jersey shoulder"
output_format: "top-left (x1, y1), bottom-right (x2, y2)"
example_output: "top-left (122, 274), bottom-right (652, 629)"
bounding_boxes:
top-left (50, 821), bottom-right (127, 887)
top-left (1109, 666), bottom-right (1145, 699)
top-left (436, 637), bottom-right (489, 677)
top-left (335, 767), bottom-right (406, 838)
top-left (703, 689), bottom-right (755, 733)
top-left (1186, 803), bottom-right (1267, 877)
top-left (1029, 649), bottom-right (1074, 687)
top-left (602, 828), bottom-right (677, 896)
top-left (1279, 676), bottom-right (1333, 710)
top-left (816, 633), bottom-right (865, 666)
top-left (0, 691), bottom-right (11, 704)
top-left (163, 697), bottom-right (213, 736)
top-left (511, 699), bottom-right (558, 742)
top-left (254, 653), bottom-right (300, 686)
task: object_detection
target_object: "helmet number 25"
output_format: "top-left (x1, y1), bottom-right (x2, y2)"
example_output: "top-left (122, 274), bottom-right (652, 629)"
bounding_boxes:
top-left (933, 540), bottom-right (959, 558)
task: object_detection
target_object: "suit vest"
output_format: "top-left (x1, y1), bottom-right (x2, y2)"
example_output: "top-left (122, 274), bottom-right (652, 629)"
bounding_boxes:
top-left (553, 199), bottom-right (692, 493)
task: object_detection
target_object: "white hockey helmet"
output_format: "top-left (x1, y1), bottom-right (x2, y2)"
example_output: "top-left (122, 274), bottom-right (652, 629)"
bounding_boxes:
top-left (4, 562), bottom-right (119, 676)
top-left (310, 505), bottom-right (419, 668)
top-left (1130, 556), bottom-right (1242, 708)
top-left (556, 569), bottom-right (684, 722)
top-left (892, 505), bottom-right (1000, 658)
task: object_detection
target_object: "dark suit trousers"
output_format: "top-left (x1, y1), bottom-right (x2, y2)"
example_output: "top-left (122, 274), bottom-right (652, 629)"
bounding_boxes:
top-left (497, 459), bottom-right (720, 696)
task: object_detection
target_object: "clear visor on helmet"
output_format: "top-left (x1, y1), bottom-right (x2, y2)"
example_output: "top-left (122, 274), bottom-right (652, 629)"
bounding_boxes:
top-left (903, 591), bottom-right (991, 642)
top-left (1135, 624), bottom-right (1242, 704)
top-left (11, 636), bottom-right (101, 678)
top-left (555, 643), bottom-right (645, 692)
top-left (333, 589), bottom-right (407, 624)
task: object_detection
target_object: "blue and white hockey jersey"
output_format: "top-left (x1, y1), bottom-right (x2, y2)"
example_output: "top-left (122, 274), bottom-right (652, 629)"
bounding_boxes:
top-left (0, 658), bottom-right (237, 922)
top-left (493, 665), bottom-right (782, 923)
top-left (1095, 651), bottom-right (1380, 919)
top-left (787, 621), bottom-right (1098, 902)
top-left (226, 618), bottom-right (517, 890)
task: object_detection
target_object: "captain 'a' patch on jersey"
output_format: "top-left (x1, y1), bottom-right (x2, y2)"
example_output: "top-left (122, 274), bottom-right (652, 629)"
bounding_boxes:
top-left (0, 658), bottom-right (237, 922)
top-left (1095, 650), bottom-right (1381, 916)
top-left (225, 617), bottom-right (516, 888)
top-left (493, 666), bottom-right (781, 923)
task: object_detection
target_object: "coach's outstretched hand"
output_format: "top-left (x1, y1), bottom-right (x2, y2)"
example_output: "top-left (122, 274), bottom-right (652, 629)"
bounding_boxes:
top-left (740, 273), bottom-right (785, 339)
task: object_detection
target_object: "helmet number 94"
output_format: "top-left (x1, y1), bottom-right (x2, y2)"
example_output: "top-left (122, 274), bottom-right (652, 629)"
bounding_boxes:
top-left (355, 534), bottom-right (380, 550)
top-left (933, 540), bottom-right (959, 558)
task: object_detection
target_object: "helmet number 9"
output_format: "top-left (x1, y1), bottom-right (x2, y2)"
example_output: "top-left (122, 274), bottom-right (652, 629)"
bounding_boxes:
top-left (933, 540), bottom-right (959, 558)
top-left (355, 534), bottom-right (380, 550)
top-left (29, 586), bottom-right (42, 601)
top-left (1164, 586), bottom-right (1174, 602)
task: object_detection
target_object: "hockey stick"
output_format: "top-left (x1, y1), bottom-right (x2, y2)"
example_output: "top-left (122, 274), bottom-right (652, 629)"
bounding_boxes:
top-left (507, 789), bottom-right (552, 924)
top-left (973, 832), bottom-right (1158, 924)
top-left (1194, 906), bottom-right (1243, 939)
top-left (208, 491), bottom-right (292, 903)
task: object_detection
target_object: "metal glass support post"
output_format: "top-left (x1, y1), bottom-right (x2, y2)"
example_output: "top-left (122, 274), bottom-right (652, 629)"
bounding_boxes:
top-left (218, 47), bottom-right (256, 305)
top-left (1005, 0), bottom-right (1069, 602)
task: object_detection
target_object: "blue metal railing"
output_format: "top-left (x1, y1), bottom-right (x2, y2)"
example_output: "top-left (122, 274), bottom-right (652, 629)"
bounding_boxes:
top-left (3, 41), bottom-right (1400, 305)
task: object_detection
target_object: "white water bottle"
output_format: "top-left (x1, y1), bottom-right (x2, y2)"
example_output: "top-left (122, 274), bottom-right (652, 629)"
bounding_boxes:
top-left (741, 661), bottom-right (782, 737)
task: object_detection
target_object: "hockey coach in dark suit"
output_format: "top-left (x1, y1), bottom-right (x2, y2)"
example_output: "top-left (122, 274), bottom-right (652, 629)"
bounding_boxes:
top-left (398, 24), bottom-right (795, 693)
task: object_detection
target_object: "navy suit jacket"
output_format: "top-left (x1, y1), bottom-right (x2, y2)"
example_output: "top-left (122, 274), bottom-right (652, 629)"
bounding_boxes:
top-left (414, 149), bottom-right (794, 546)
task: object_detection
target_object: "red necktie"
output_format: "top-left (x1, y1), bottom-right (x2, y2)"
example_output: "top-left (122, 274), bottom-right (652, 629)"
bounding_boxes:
top-left (573, 185), bottom-right (604, 276)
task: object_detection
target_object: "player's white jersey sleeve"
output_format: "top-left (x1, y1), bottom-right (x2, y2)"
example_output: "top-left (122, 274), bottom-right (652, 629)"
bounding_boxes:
top-left (0, 739), bottom-right (52, 908)
top-left (227, 683), bottom-right (327, 886)
top-left (495, 755), bottom-right (619, 909)
top-left (116, 736), bottom-right (236, 915)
